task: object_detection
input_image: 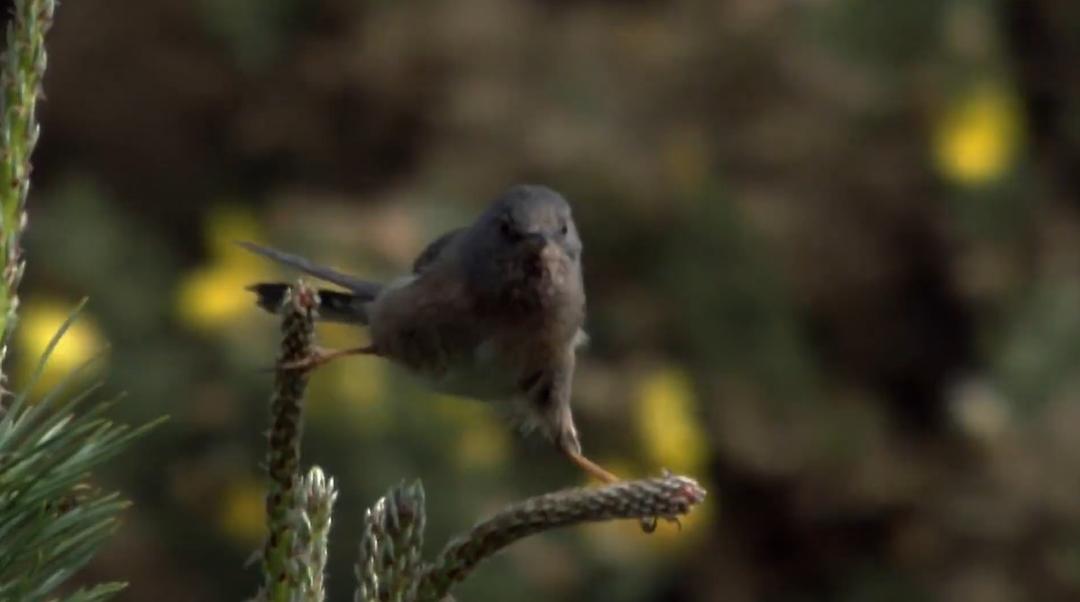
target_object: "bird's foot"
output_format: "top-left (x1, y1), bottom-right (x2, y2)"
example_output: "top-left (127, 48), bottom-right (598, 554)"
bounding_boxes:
top-left (639, 468), bottom-right (681, 534)
top-left (565, 449), bottom-right (620, 484)
top-left (563, 451), bottom-right (684, 533)
top-left (639, 514), bottom-right (682, 534)
top-left (278, 345), bottom-right (376, 372)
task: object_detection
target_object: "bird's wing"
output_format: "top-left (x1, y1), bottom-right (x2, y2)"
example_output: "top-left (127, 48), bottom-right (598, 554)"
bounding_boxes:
top-left (237, 241), bottom-right (382, 298)
top-left (412, 228), bottom-right (466, 274)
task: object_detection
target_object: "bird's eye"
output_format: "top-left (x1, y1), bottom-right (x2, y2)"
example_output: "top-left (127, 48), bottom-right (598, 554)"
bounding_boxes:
top-left (500, 218), bottom-right (519, 240)
top-left (559, 223), bottom-right (568, 236)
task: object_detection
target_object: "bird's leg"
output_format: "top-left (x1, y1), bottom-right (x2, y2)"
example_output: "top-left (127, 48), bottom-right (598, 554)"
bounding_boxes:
top-left (550, 363), bottom-right (670, 532)
top-left (562, 441), bottom-right (681, 534)
top-left (279, 345), bottom-right (377, 372)
top-left (564, 447), bottom-right (620, 484)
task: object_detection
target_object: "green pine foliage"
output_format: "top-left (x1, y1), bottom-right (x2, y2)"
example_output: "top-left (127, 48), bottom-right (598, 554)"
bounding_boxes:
top-left (0, 1), bottom-right (161, 600)
top-left (0, 308), bottom-right (161, 601)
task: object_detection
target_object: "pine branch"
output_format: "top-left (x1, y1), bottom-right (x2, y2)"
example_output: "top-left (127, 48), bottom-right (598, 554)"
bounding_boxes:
top-left (413, 474), bottom-right (706, 601)
top-left (298, 466), bottom-right (337, 602)
top-left (0, 307), bottom-right (165, 601)
top-left (261, 281), bottom-right (317, 602)
top-left (0, 0), bottom-right (53, 394)
top-left (0, 4), bottom-right (163, 600)
top-left (354, 481), bottom-right (426, 602)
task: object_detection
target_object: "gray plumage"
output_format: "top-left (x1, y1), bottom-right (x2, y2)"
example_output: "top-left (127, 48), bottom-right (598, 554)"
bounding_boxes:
top-left (237, 241), bottom-right (383, 299)
top-left (242, 184), bottom-right (591, 457)
top-left (247, 283), bottom-right (374, 324)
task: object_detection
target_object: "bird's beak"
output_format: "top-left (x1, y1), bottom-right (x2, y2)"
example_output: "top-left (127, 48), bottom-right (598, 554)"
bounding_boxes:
top-left (523, 232), bottom-right (552, 254)
top-left (519, 232), bottom-right (566, 286)
top-left (522, 233), bottom-right (561, 278)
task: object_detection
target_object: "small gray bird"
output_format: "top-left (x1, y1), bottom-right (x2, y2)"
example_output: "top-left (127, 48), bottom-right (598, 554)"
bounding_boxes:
top-left (241, 184), bottom-right (617, 484)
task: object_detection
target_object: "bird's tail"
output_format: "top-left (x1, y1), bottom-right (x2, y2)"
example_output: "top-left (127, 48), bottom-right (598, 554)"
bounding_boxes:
top-left (236, 241), bottom-right (383, 298)
top-left (247, 283), bottom-right (374, 325)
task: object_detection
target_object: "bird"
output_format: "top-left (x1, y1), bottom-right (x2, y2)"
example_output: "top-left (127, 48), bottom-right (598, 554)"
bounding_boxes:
top-left (240, 184), bottom-right (619, 486)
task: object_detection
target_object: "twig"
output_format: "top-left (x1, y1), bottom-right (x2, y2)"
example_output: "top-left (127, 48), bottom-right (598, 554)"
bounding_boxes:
top-left (0, 0), bottom-right (55, 406)
top-left (299, 466), bottom-right (338, 602)
top-left (262, 281), bottom-right (318, 602)
top-left (355, 480), bottom-right (426, 602)
top-left (413, 474), bottom-right (707, 601)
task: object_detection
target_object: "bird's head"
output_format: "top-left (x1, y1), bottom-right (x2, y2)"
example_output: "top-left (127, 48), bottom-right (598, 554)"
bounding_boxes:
top-left (465, 185), bottom-right (583, 310)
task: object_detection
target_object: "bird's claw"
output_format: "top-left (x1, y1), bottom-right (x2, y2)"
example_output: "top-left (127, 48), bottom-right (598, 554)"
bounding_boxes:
top-left (640, 516), bottom-right (658, 533)
top-left (277, 353), bottom-right (321, 372)
top-left (639, 468), bottom-right (682, 534)
top-left (639, 514), bottom-right (681, 534)
top-left (275, 345), bottom-right (376, 373)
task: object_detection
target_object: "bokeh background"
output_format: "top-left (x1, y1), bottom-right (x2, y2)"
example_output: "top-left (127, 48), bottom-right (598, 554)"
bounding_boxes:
top-left (8, 0), bottom-right (1080, 600)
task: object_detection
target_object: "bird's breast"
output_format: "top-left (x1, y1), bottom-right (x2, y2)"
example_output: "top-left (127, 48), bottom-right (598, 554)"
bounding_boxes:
top-left (368, 267), bottom-right (582, 400)
top-left (418, 338), bottom-right (519, 399)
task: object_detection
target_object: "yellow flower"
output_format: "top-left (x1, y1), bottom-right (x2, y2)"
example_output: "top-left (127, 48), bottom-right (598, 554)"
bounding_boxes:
top-left (177, 261), bottom-right (268, 332)
top-left (628, 366), bottom-right (713, 549)
top-left (176, 205), bottom-right (268, 331)
top-left (218, 477), bottom-right (266, 546)
top-left (634, 366), bottom-right (708, 476)
top-left (17, 299), bottom-right (105, 392)
top-left (934, 84), bottom-right (1023, 186)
